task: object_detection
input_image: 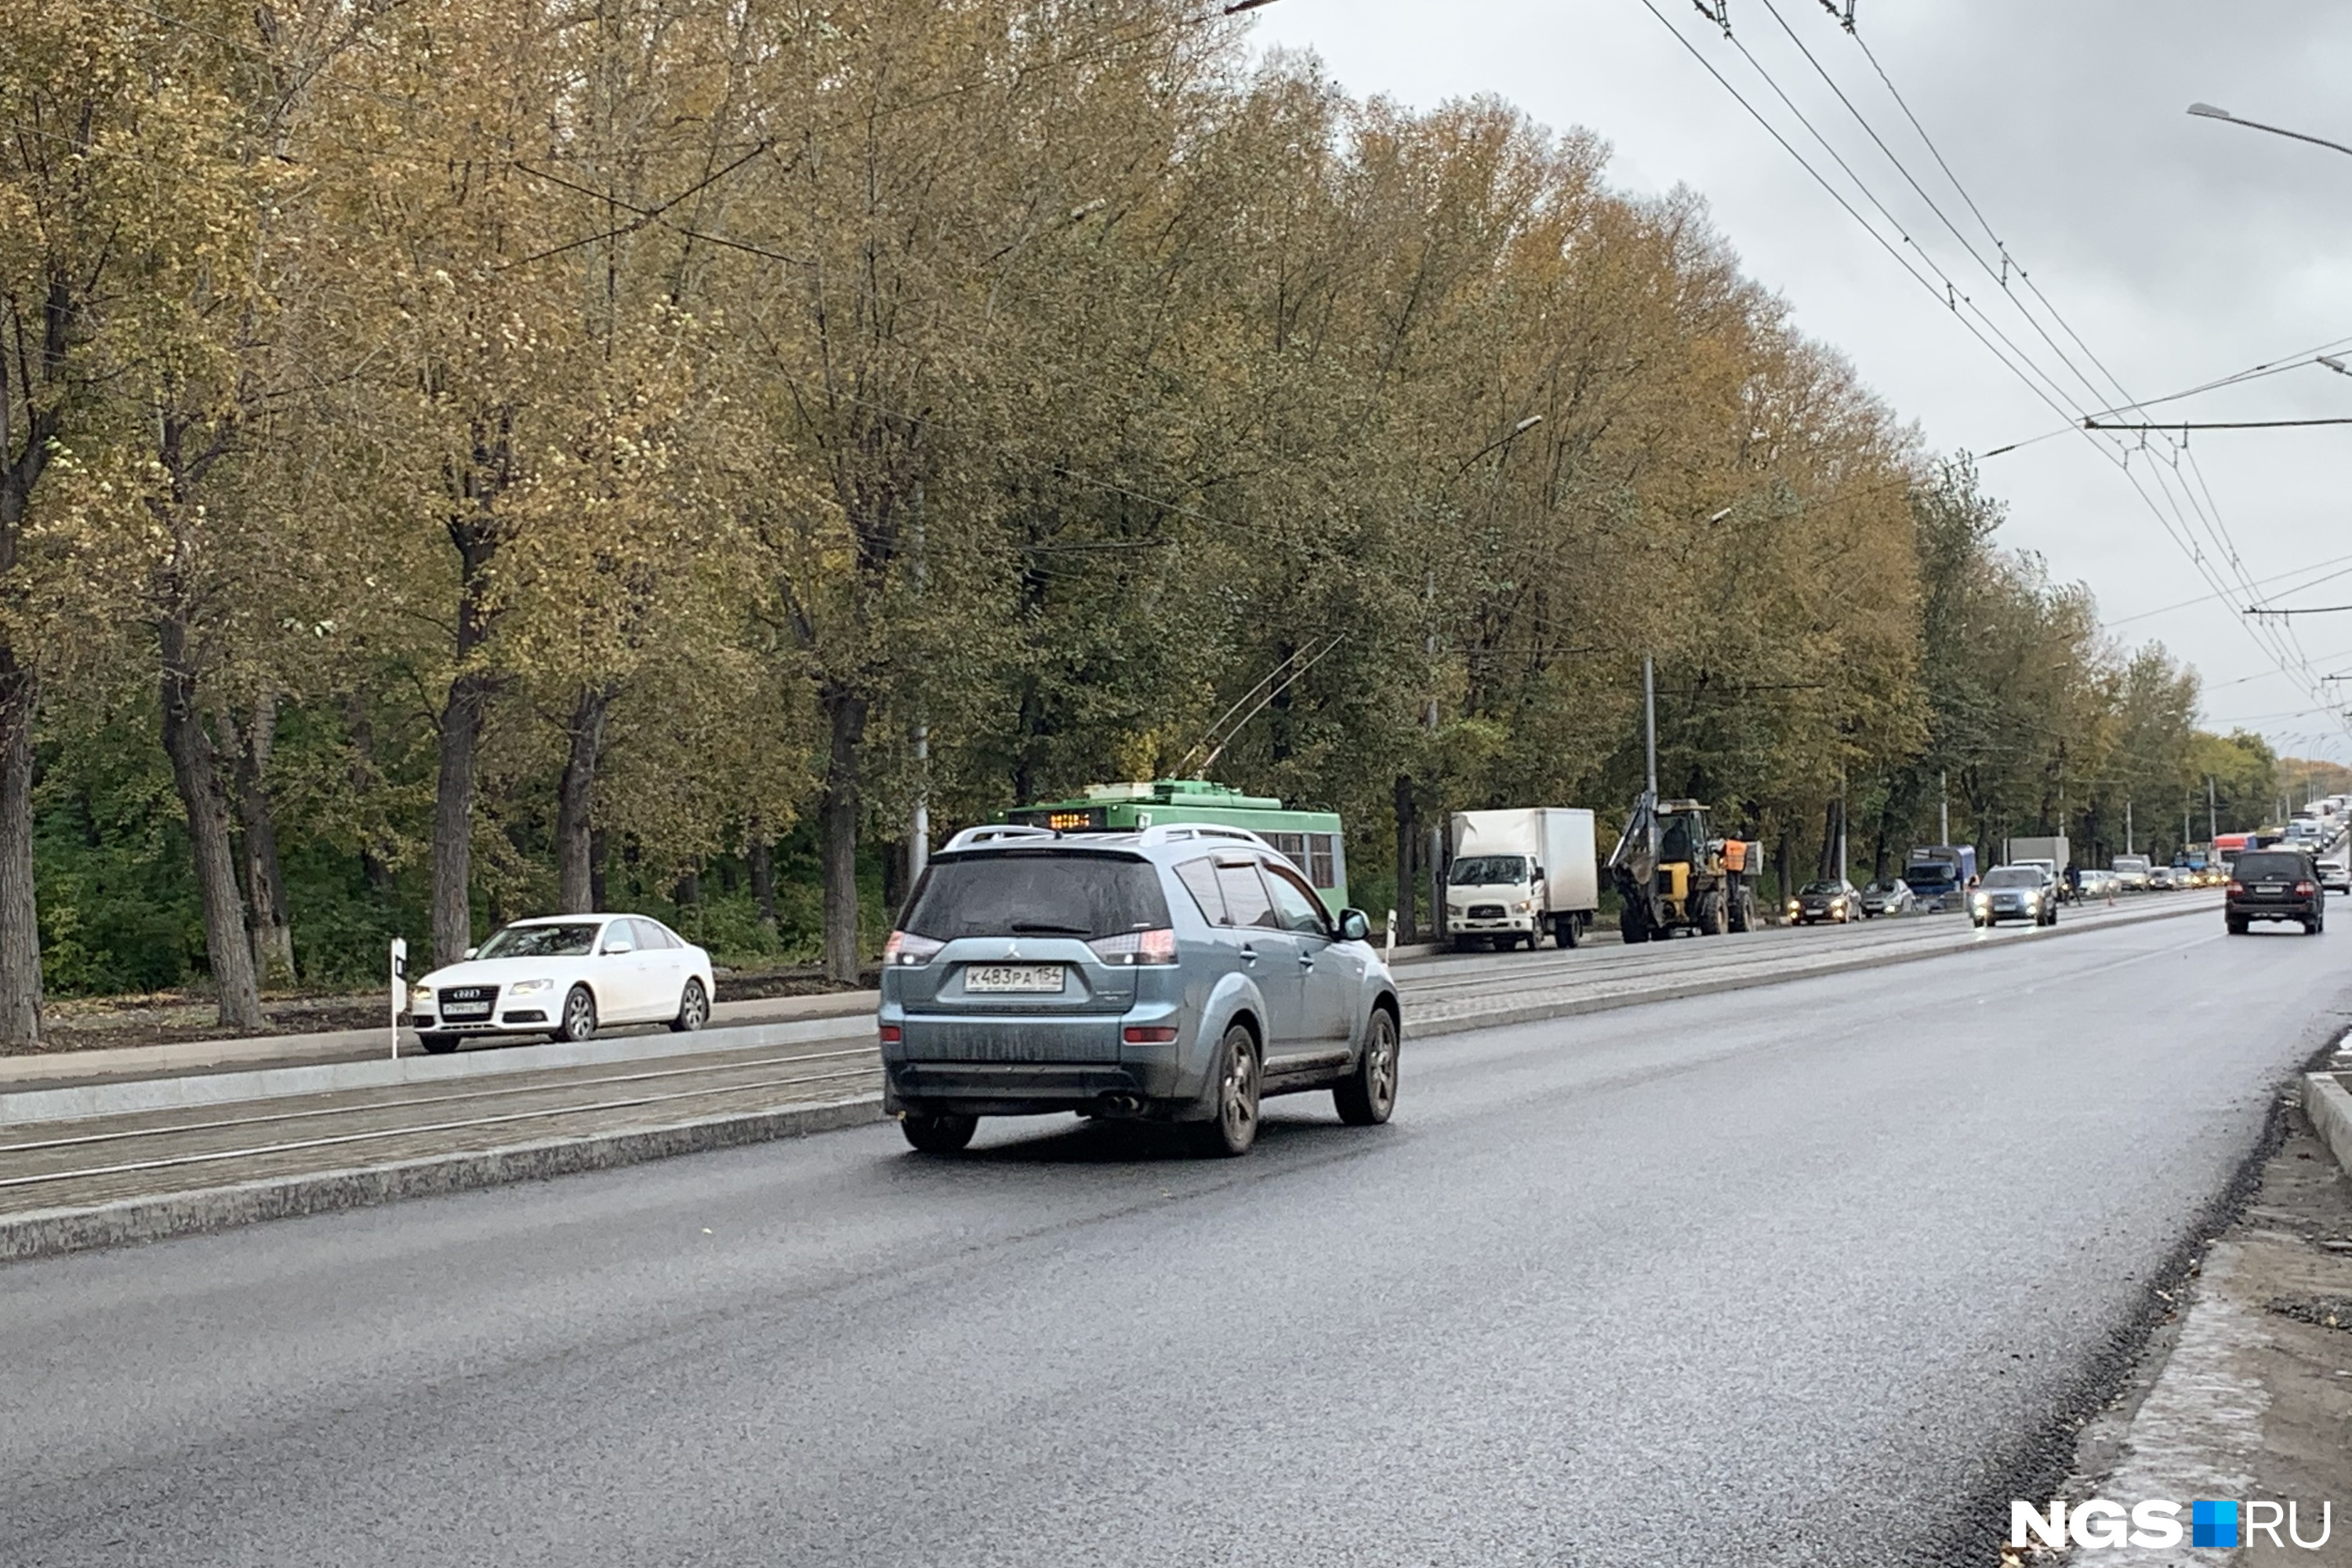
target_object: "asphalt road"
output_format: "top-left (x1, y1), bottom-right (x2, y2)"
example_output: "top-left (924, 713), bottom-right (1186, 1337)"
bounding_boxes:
top-left (5, 911), bottom-right (2347, 1566)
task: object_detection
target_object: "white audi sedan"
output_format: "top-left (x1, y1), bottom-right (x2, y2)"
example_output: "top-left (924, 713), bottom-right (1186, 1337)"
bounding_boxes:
top-left (409, 914), bottom-right (714, 1053)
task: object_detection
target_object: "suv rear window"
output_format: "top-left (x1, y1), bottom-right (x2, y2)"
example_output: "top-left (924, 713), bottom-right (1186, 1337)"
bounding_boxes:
top-left (2234, 852), bottom-right (2308, 881)
top-left (902, 851), bottom-right (1172, 940)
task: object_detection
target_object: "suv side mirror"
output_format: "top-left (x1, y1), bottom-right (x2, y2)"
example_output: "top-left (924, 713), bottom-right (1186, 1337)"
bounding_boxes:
top-left (463, 947), bottom-right (477, 960)
top-left (1337, 908), bottom-right (1372, 943)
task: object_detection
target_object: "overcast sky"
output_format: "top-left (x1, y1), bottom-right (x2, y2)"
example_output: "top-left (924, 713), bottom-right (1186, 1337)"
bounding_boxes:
top-left (1247, 0), bottom-right (2352, 768)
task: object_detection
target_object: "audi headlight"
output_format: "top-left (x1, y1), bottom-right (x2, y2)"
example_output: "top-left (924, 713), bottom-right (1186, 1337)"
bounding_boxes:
top-left (1972, 894), bottom-right (1990, 907)
top-left (1785, 900), bottom-right (1801, 913)
top-left (410, 986), bottom-right (434, 1004)
top-left (508, 978), bottom-right (555, 997)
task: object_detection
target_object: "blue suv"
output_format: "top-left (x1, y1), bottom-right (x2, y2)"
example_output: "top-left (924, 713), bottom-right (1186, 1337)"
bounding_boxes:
top-left (878, 824), bottom-right (1403, 1157)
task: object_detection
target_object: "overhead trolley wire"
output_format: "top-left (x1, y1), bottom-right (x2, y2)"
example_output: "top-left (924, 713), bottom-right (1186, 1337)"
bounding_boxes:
top-left (1639, 0), bottom-right (2339, 738)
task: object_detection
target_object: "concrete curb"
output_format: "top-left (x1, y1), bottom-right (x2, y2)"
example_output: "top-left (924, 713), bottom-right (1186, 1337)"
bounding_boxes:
top-left (2301, 1072), bottom-right (2352, 1182)
top-left (0, 1094), bottom-right (887, 1263)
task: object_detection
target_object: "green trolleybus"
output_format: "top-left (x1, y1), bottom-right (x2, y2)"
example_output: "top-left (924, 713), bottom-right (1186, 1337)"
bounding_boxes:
top-left (1008, 780), bottom-right (1351, 913)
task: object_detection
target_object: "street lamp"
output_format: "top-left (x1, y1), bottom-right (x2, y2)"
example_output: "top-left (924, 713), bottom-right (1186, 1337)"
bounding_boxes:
top-left (2187, 102), bottom-right (2352, 160)
top-left (1454, 414), bottom-right (1546, 474)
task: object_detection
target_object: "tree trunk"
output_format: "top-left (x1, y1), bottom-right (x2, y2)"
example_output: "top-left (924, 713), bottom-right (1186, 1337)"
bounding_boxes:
top-left (0, 645), bottom-right (40, 1049)
top-left (432, 528), bottom-right (498, 967)
top-left (819, 686), bottom-right (869, 985)
top-left (556, 684), bottom-right (611, 914)
top-left (589, 828), bottom-right (608, 913)
top-left (158, 615), bottom-right (264, 1033)
top-left (1393, 772), bottom-right (1417, 943)
top-left (750, 836), bottom-right (776, 930)
top-left (343, 691), bottom-right (396, 898)
top-left (234, 693), bottom-right (296, 985)
top-left (432, 668), bottom-right (491, 966)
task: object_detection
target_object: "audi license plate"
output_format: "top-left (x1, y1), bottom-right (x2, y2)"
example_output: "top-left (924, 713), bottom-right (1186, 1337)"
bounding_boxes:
top-left (442, 1004), bottom-right (492, 1020)
top-left (964, 964), bottom-right (1065, 995)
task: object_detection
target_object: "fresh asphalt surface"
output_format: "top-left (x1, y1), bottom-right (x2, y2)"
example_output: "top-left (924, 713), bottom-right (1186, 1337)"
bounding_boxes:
top-left (5, 913), bottom-right (2350, 1566)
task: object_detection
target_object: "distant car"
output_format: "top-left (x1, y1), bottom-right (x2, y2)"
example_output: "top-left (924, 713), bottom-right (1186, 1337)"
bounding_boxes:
top-left (2111, 855), bottom-right (2152, 891)
top-left (2227, 848), bottom-right (2325, 935)
top-left (2322, 858), bottom-right (2352, 895)
top-left (1788, 878), bottom-right (1859, 925)
top-left (409, 914), bottom-right (714, 1052)
top-left (1973, 866), bottom-right (2056, 928)
top-left (877, 823), bottom-right (1402, 1157)
top-left (1857, 879), bottom-right (1915, 917)
top-left (2148, 866), bottom-right (2177, 891)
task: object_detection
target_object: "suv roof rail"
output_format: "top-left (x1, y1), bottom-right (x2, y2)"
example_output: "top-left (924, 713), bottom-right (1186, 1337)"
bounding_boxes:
top-left (1138, 823), bottom-right (1270, 850)
top-left (942, 824), bottom-right (1060, 851)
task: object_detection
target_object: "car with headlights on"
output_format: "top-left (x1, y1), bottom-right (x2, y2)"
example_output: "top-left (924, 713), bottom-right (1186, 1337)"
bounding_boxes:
top-left (1857, 879), bottom-right (1915, 918)
top-left (408, 914), bottom-right (714, 1053)
top-left (878, 822), bottom-right (1402, 1158)
top-left (1787, 878), bottom-right (1859, 925)
top-left (1971, 866), bottom-right (2056, 928)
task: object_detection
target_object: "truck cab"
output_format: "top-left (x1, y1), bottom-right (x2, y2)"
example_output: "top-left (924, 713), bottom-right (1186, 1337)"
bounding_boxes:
top-left (1446, 808), bottom-right (1599, 951)
top-left (1902, 844), bottom-right (1978, 912)
top-left (1446, 852), bottom-right (1543, 950)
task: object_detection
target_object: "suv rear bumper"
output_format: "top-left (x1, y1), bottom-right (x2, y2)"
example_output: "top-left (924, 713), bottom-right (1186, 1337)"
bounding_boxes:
top-left (2227, 897), bottom-right (2320, 924)
top-left (882, 1011), bottom-right (1210, 1120)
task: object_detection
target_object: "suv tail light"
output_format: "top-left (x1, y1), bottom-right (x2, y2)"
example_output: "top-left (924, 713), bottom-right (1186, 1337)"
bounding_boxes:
top-left (2296, 880), bottom-right (2318, 897)
top-left (2226, 880), bottom-right (2244, 895)
top-left (1087, 928), bottom-right (1178, 966)
top-left (884, 931), bottom-right (944, 967)
top-left (1123, 1025), bottom-right (1178, 1044)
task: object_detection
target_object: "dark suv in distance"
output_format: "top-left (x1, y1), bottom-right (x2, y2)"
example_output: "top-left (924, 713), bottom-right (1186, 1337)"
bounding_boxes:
top-left (2227, 848), bottom-right (2325, 935)
top-left (877, 824), bottom-right (1403, 1158)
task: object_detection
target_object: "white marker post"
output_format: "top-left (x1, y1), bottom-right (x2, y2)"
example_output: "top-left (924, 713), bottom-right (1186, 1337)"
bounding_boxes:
top-left (390, 937), bottom-right (408, 1061)
top-left (1385, 908), bottom-right (1397, 966)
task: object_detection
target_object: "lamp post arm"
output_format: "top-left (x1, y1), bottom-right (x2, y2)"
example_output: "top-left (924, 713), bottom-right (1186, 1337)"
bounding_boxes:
top-left (2189, 103), bottom-right (2352, 160)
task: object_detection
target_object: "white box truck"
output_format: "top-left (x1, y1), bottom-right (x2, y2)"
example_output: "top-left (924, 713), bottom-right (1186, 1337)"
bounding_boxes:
top-left (1446, 808), bottom-right (1600, 951)
top-left (2004, 836), bottom-right (2071, 899)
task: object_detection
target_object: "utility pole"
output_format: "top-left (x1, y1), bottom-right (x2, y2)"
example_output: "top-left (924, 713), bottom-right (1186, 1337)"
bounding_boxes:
top-left (1644, 653), bottom-right (1659, 800)
top-left (1643, 653), bottom-right (1661, 870)
top-left (1838, 761), bottom-right (1849, 884)
top-left (2125, 800), bottom-right (2134, 857)
top-left (2208, 775), bottom-right (2218, 844)
top-left (1940, 769), bottom-right (1950, 847)
top-left (1425, 568), bottom-right (1442, 946)
top-left (906, 482), bottom-right (930, 893)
